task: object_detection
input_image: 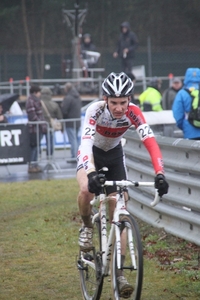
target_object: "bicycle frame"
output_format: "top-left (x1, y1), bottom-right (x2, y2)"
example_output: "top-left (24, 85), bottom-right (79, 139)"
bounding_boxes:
top-left (82, 179), bottom-right (159, 277)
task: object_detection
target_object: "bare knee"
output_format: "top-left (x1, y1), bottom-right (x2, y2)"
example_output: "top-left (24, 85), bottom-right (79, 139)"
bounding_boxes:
top-left (77, 168), bottom-right (94, 218)
top-left (78, 188), bottom-right (92, 205)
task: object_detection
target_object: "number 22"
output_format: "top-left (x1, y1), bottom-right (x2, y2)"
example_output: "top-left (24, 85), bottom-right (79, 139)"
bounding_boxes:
top-left (85, 127), bottom-right (95, 136)
top-left (138, 125), bottom-right (152, 139)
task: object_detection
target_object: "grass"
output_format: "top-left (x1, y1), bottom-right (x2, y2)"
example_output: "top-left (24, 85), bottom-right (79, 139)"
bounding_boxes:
top-left (0, 178), bottom-right (200, 299)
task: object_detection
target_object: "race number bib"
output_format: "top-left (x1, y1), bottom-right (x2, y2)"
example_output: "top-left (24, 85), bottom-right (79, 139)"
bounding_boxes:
top-left (136, 124), bottom-right (154, 141)
top-left (82, 126), bottom-right (95, 140)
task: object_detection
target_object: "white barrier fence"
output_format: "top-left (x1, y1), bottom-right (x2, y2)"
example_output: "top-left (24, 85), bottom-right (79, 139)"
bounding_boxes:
top-left (124, 128), bottom-right (200, 246)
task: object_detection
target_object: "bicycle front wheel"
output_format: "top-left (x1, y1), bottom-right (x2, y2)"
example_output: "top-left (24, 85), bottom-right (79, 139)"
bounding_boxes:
top-left (111, 214), bottom-right (143, 300)
top-left (78, 208), bottom-right (104, 300)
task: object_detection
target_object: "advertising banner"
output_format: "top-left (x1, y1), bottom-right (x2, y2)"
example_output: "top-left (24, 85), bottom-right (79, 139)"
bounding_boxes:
top-left (0, 124), bottom-right (30, 164)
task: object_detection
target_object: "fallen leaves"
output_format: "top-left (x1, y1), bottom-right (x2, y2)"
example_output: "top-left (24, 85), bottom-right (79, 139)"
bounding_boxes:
top-left (138, 219), bottom-right (200, 281)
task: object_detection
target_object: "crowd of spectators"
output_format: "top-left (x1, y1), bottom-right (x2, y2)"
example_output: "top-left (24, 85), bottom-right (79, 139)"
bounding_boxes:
top-left (1, 19), bottom-right (200, 173)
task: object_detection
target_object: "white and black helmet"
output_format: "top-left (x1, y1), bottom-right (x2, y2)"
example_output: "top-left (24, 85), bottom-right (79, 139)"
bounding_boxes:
top-left (102, 72), bottom-right (134, 97)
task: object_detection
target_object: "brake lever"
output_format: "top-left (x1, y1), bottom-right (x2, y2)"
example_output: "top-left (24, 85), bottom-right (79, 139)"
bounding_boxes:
top-left (150, 189), bottom-right (161, 207)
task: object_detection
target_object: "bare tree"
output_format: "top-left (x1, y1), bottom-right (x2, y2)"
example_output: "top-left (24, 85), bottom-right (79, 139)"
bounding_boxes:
top-left (21, 0), bottom-right (33, 78)
top-left (40, 19), bottom-right (45, 79)
top-left (30, 0), bottom-right (45, 79)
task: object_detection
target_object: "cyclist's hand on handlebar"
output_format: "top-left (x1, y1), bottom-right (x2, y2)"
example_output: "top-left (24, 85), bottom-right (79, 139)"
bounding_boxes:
top-left (87, 172), bottom-right (106, 195)
top-left (154, 174), bottom-right (169, 197)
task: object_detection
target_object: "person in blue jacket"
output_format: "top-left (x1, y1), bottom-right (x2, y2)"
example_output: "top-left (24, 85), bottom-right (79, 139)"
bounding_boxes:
top-left (172, 68), bottom-right (200, 139)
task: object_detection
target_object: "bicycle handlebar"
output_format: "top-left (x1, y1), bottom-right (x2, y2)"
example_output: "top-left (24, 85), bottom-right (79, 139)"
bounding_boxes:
top-left (90, 180), bottom-right (161, 207)
top-left (150, 189), bottom-right (160, 207)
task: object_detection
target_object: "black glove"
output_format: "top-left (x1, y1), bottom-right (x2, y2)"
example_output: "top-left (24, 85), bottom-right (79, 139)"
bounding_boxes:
top-left (154, 174), bottom-right (169, 197)
top-left (87, 172), bottom-right (102, 195)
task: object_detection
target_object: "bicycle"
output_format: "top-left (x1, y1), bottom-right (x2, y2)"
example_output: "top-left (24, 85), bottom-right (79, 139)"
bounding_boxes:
top-left (77, 167), bottom-right (160, 300)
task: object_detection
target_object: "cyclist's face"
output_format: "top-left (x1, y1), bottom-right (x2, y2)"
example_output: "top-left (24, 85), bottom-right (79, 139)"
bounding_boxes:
top-left (105, 96), bottom-right (130, 119)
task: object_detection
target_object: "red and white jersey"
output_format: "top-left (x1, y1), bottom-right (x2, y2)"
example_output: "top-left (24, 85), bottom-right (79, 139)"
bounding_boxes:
top-left (78, 100), bottom-right (164, 174)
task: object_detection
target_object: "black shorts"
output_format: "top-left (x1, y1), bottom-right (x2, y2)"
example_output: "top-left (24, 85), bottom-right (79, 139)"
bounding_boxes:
top-left (93, 143), bottom-right (127, 194)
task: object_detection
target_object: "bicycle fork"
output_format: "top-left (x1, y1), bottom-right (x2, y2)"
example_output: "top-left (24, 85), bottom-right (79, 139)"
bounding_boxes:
top-left (100, 195), bottom-right (123, 276)
top-left (100, 196), bottom-right (132, 275)
top-left (114, 191), bottom-right (137, 271)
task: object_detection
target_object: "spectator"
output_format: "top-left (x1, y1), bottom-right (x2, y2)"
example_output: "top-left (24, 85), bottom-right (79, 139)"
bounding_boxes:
top-left (113, 21), bottom-right (138, 73)
top-left (81, 33), bottom-right (97, 69)
top-left (162, 77), bottom-right (182, 110)
top-left (172, 68), bottom-right (200, 139)
top-left (52, 83), bottom-right (62, 96)
top-left (61, 83), bottom-right (81, 159)
top-left (40, 87), bottom-right (63, 157)
top-left (26, 85), bottom-right (47, 173)
top-left (81, 33), bottom-right (96, 53)
top-left (0, 104), bottom-right (8, 123)
top-left (138, 77), bottom-right (163, 111)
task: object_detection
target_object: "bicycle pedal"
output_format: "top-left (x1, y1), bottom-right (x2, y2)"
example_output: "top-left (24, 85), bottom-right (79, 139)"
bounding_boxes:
top-left (84, 253), bottom-right (94, 261)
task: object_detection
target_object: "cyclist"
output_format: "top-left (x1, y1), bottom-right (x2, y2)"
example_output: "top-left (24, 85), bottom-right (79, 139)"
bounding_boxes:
top-left (76, 72), bottom-right (169, 296)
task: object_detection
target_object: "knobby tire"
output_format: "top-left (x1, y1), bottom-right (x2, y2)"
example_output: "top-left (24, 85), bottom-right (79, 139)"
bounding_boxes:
top-left (78, 208), bottom-right (104, 300)
top-left (111, 214), bottom-right (143, 300)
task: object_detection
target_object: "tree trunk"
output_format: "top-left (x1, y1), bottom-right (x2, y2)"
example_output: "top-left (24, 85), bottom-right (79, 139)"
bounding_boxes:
top-left (40, 19), bottom-right (45, 79)
top-left (30, 0), bottom-right (45, 79)
top-left (21, 0), bottom-right (32, 79)
top-left (31, 0), bottom-right (40, 79)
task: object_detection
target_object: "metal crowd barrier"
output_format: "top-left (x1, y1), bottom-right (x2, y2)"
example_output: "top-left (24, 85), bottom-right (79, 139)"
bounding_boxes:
top-left (0, 77), bottom-right (104, 99)
top-left (0, 74), bottom-right (184, 99)
top-left (0, 118), bottom-right (81, 173)
top-left (30, 118), bottom-right (81, 172)
top-left (124, 129), bottom-right (200, 246)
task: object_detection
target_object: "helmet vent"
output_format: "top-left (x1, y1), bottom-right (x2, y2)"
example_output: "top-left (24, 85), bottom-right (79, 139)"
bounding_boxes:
top-left (102, 72), bottom-right (134, 97)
